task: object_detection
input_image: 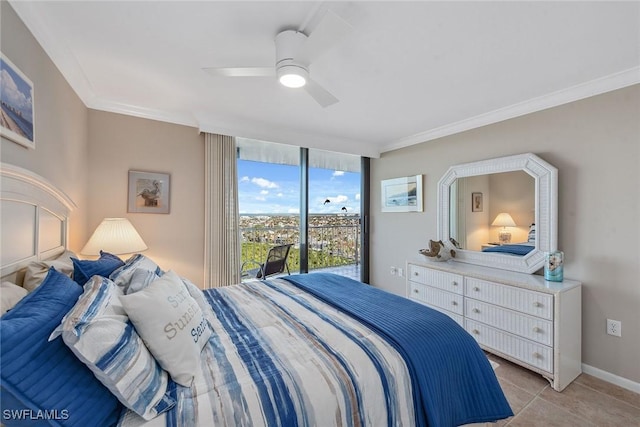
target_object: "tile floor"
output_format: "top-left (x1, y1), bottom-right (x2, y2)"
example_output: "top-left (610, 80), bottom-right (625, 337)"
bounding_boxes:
top-left (466, 354), bottom-right (640, 426)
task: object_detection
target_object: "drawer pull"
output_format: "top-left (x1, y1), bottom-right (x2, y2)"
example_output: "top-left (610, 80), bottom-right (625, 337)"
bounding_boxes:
top-left (414, 271), bottom-right (419, 276)
top-left (533, 326), bottom-right (541, 333)
top-left (473, 286), bottom-right (480, 292)
top-left (451, 281), bottom-right (458, 286)
top-left (533, 301), bottom-right (542, 308)
top-left (472, 329), bottom-right (480, 335)
top-left (533, 352), bottom-right (542, 359)
top-left (472, 308), bottom-right (480, 313)
top-left (451, 301), bottom-right (458, 306)
top-left (413, 289), bottom-right (419, 294)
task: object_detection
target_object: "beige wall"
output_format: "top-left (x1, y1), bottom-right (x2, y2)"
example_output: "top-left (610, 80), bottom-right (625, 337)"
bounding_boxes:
top-left (0, 2), bottom-right (90, 250)
top-left (87, 110), bottom-right (205, 286)
top-left (371, 85), bottom-right (640, 384)
top-left (1, 4), bottom-right (206, 287)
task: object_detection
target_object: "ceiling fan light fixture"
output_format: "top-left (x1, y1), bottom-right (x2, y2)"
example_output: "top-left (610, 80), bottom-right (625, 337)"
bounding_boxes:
top-left (277, 64), bottom-right (308, 88)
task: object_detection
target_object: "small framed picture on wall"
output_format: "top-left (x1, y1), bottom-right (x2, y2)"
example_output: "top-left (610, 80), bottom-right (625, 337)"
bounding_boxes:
top-left (472, 192), bottom-right (483, 212)
top-left (128, 170), bottom-right (170, 214)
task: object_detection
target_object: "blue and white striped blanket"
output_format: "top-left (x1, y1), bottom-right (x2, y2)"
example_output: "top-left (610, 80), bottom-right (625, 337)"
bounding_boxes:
top-left (119, 274), bottom-right (511, 427)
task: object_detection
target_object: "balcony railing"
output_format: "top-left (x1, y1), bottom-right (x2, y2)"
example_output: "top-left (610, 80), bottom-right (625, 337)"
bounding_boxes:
top-left (240, 215), bottom-right (360, 273)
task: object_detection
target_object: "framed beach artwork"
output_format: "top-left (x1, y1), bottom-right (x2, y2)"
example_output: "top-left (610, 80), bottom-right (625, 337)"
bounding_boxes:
top-left (0, 53), bottom-right (35, 149)
top-left (381, 174), bottom-right (423, 212)
top-left (128, 170), bottom-right (171, 214)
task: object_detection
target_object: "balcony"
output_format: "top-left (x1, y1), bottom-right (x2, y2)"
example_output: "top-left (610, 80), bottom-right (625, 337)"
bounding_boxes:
top-left (240, 214), bottom-right (361, 280)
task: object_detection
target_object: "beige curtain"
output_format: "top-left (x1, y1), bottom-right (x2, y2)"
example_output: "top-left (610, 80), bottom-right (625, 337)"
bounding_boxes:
top-left (204, 133), bottom-right (241, 288)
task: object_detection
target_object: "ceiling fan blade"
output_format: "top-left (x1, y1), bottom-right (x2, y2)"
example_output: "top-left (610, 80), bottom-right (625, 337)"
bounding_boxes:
top-left (304, 78), bottom-right (339, 108)
top-left (296, 9), bottom-right (352, 65)
top-left (202, 67), bottom-right (275, 77)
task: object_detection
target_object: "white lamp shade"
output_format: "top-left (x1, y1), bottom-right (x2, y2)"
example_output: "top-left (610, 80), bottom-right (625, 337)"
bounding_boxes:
top-left (81, 218), bottom-right (148, 255)
top-left (491, 212), bottom-right (516, 227)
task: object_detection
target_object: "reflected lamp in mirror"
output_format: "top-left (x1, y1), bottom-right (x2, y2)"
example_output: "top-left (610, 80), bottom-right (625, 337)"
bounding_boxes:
top-left (492, 212), bottom-right (516, 245)
top-left (81, 218), bottom-right (148, 256)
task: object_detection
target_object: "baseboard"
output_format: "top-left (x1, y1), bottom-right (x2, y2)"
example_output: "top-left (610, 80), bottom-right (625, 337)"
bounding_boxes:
top-left (582, 363), bottom-right (640, 394)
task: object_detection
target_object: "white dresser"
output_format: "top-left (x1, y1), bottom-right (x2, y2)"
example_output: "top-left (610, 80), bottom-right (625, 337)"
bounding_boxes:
top-left (406, 260), bottom-right (582, 391)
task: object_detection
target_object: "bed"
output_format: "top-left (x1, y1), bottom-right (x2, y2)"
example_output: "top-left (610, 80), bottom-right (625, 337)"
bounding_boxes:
top-left (1, 164), bottom-right (512, 427)
top-left (481, 243), bottom-right (534, 256)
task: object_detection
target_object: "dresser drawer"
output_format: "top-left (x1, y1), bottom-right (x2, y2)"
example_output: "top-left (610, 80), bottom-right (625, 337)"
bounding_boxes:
top-left (465, 278), bottom-right (553, 320)
top-left (408, 265), bottom-right (463, 294)
top-left (423, 285), bottom-right (464, 315)
top-left (465, 299), bottom-right (553, 346)
top-left (465, 319), bottom-right (553, 374)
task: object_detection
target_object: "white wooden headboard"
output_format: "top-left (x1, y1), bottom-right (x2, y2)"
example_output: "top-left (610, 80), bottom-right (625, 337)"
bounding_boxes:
top-left (1, 163), bottom-right (76, 278)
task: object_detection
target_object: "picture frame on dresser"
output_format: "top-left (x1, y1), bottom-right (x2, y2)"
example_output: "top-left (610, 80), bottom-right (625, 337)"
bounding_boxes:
top-left (0, 53), bottom-right (35, 150)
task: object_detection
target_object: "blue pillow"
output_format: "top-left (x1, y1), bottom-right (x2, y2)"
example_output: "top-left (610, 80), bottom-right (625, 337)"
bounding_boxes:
top-left (0, 268), bottom-right (123, 426)
top-left (72, 251), bottom-right (125, 286)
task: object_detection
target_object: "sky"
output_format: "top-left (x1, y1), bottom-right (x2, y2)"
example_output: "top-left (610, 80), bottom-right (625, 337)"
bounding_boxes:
top-left (0, 58), bottom-right (34, 122)
top-left (238, 159), bottom-right (361, 214)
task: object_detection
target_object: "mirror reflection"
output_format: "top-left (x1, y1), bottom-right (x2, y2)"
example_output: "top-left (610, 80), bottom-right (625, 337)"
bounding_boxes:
top-left (449, 171), bottom-right (535, 254)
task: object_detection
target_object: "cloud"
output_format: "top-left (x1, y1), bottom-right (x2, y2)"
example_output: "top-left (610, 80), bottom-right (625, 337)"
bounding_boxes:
top-left (260, 190), bottom-right (269, 195)
top-left (251, 177), bottom-right (279, 189)
top-left (332, 171), bottom-right (345, 177)
top-left (0, 69), bottom-right (33, 121)
top-left (277, 193), bottom-right (284, 197)
top-left (331, 195), bottom-right (349, 204)
top-left (255, 196), bottom-right (266, 201)
top-left (240, 176), bottom-right (250, 183)
top-left (355, 193), bottom-right (361, 201)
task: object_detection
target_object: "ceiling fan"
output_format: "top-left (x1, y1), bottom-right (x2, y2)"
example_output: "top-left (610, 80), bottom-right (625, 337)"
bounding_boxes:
top-left (203, 6), bottom-right (352, 108)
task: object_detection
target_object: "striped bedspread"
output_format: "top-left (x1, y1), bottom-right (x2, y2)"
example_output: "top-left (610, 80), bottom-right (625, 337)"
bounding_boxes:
top-left (119, 276), bottom-right (415, 427)
top-left (120, 273), bottom-right (512, 427)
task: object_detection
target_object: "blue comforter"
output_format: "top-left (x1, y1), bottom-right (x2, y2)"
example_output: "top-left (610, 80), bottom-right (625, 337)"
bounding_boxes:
top-left (482, 244), bottom-right (534, 256)
top-left (283, 273), bottom-right (513, 427)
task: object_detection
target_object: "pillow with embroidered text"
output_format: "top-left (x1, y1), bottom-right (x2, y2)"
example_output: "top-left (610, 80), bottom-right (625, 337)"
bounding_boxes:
top-left (120, 270), bottom-right (211, 386)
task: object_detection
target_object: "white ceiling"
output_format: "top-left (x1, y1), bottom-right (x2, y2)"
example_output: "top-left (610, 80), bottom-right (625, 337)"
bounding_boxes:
top-left (11, 1), bottom-right (640, 158)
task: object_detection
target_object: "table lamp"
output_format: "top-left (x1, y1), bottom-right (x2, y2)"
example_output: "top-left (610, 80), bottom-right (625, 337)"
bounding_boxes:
top-left (492, 212), bottom-right (516, 245)
top-left (81, 218), bottom-right (147, 256)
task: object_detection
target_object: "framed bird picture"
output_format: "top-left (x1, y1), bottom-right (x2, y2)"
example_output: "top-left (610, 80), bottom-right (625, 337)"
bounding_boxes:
top-left (128, 170), bottom-right (170, 214)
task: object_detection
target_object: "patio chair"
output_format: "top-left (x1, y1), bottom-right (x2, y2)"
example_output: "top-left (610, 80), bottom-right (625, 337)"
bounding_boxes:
top-left (241, 243), bottom-right (292, 280)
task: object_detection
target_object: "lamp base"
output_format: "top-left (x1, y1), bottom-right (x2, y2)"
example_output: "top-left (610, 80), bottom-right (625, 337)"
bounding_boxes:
top-left (498, 231), bottom-right (512, 245)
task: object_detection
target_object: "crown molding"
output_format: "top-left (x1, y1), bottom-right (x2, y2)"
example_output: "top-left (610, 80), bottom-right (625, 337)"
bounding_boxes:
top-left (382, 67), bottom-right (640, 153)
top-left (87, 97), bottom-right (199, 129)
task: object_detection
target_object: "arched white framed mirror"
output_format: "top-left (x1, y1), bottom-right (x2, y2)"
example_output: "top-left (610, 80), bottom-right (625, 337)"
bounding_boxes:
top-left (437, 153), bottom-right (557, 274)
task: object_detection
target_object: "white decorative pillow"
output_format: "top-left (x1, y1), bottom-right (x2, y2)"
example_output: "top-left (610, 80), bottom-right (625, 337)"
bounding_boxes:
top-left (180, 276), bottom-right (216, 326)
top-left (109, 254), bottom-right (163, 293)
top-left (1, 281), bottom-right (29, 315)
top-left (50, 276), bottom-right (175, 420)
top-left (23, 250), bottom-right (76, 292)
top-left (120, 270), bottom-right (211, 386)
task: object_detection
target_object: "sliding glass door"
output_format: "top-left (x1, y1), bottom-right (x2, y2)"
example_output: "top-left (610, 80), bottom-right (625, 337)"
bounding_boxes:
top-left (236, 138), bottom-right (368, 281)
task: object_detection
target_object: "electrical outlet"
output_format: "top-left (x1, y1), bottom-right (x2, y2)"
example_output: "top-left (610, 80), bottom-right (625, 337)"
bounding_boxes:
top-left (607, 319), bottom-right (622, 337)
top-left (390, 266), bottom-right (397, 275)
top-left (397, 267), bottom-right (404, 277)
